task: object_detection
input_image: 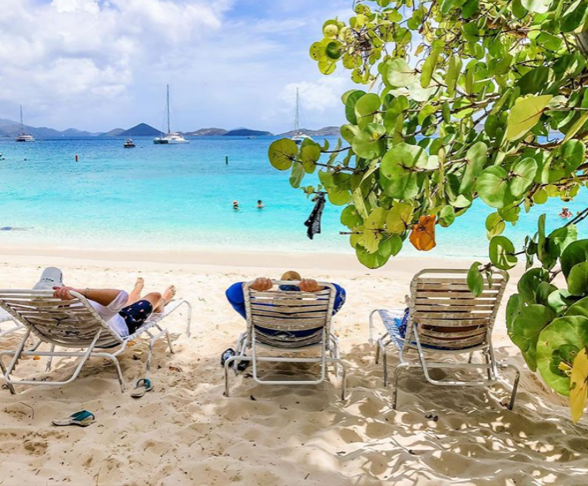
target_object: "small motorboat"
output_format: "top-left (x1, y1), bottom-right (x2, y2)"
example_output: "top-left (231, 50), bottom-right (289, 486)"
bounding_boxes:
top-left (124, 139), bottom-right (136, 148)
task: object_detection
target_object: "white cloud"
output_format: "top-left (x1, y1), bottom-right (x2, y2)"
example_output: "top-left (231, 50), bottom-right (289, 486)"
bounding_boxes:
top-left (0, 0), bottom-right (353, 132)
top-left (281, 75), bottom-right (351, 114)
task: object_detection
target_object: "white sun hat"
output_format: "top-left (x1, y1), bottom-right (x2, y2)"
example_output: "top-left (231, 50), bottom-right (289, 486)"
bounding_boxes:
top-left (33, 267), bottom-right (64, 290)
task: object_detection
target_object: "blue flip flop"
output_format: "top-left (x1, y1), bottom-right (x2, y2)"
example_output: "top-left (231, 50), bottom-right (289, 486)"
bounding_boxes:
top-left (131, 378), bottom-right (154, 398)
top-left (52, 410), bottom-right (95, 427)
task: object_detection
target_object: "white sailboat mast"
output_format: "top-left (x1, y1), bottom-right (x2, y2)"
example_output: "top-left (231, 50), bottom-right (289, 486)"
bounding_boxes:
top-left (294, 88), bottom-right (300, 132)
top-left (20, 105), bottom-right (25, 135)
top-left (166, 84), bottom-right (171, 135)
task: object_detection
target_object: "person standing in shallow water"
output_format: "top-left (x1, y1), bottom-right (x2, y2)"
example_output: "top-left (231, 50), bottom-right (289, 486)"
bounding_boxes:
top-left (257, 200), bottom-right (264, 209)
top-left (233, 201), bottom-right (239, 210)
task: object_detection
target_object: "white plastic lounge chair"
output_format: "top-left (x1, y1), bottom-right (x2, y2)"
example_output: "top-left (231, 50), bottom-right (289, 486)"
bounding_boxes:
top-left (0, 289), bottom-right (191, 394)
top-left (224, 280), bottom-right (347, 399)
top-left (369, 269), bottom-right (520, 410)
top-left (0, 310), bottom-right (23, 340)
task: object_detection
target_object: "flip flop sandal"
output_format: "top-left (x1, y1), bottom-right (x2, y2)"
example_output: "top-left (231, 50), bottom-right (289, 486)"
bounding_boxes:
top-left (131, 378), bottom-right (154, 398)
top-left (52, 410), bottom-right (95, 427)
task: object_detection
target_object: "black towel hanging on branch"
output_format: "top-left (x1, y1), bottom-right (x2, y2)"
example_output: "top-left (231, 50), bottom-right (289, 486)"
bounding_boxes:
top-left (304, 192), bottom-right (326, 240)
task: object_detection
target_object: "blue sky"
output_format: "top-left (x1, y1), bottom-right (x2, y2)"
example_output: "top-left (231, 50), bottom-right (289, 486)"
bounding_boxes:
top-left (0, 0), bottom-right (354, 133)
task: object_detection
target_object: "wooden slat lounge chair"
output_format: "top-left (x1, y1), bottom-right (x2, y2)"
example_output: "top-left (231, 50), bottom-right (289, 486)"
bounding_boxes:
top-left (224, 280), bottom-right (347, 399)
top-left (0, 289), bottom-right (191, 394)
top-left (369, 269), bottom-right (520, 410)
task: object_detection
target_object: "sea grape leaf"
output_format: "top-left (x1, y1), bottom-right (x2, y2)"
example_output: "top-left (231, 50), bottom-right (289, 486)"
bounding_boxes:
top-left (510, 157), bottom-right (538, 198)
top-left (269, 139), bottom-right (298, 170)
top-left (506, 95), bottom-right (553, 141)
top-left (477, 166), bottom-right (510, 208)
top-left (570, 348), bottom-right (588, 423)
top-left (568, 262), bottom-right (588, 296)
top-left (352, 124), bottom-right (386, 159)
top-left (467, 262), bottom-right (484, 296)
top-left (489, 236), bottom-right (518, 270)
top-left (340, 205), bottom-right (363, 229)
top-left (438, 205), bottom-right (456, 228)
top-left (521, 0), bottom-right (553, 14)
top-left (537, 316), bottom-right (588, 396)
top-left (459, 141), bottom-right (487, 194)
top-left (561, 240), bottom-right (588, 279)
top-left (363, 207), bottom-right (387, 253)
top-left (386, 202), bottom-right (414, 234)
top-left (386, 58), bottom-right (417, 87)
top-left (511, 304), bottom-right (556, 370)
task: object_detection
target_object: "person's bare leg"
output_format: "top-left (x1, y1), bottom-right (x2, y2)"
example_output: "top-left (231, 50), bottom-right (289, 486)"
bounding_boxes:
top-left (141, 285), bottom-right (174, 313)
top-left (126, 277), bottom-right (145, 306)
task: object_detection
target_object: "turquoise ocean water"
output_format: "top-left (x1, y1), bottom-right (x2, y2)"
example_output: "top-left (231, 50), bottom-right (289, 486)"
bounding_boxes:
top-left (0, 136), bottom-right (584, 258)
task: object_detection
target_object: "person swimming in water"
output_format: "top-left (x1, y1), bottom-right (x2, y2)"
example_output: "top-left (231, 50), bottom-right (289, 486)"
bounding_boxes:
top-left (233, 200), bottom-right (239, 210)
top-left (559, 207), bottom-right (573, 219)
top-left (257, 200), bottom-right (264, 209)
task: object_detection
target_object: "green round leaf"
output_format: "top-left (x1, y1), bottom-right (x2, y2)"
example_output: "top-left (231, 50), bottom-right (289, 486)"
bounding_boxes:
top-left (355, 93), bottom-right (381, 129)
top-left (327, 187), bottom-right (351, 206)
top-left (341, 205), bottom-right (363, 229)
top-left (386, 202), bottom-right (414, 234)
top-left (537, 316), bottom-right (588, 396)
top-left (477, 166), bottom-right (510, 208)
top-left (352, 124), bottom-right (386, 159)
top-left (506, 95), bottom-right (553, 141)
top-left (438, 205), bottom-right (456, 228)
top-left (489, 235), bottom-right (518, 270)
top-left (386, 58), bottom-right (417, 87)
top-left (510, 157), bottom-right (538, 198)
top-left (568, 262), bottom-right (588, 296)
top-left (521, 0), bottom-right (553, 14)
top-left (467, 262), bottom-right (484, 297)
top-left (511, 304), bottom-right (556, 370)
top-left (345, 90), bottom-right (366, 125)
top-left (561, 240), bottom-right (588, 279)
top-left (381, 142), bottom-right (427, 178)
top-left (268, 139), bottom-right (298, 171)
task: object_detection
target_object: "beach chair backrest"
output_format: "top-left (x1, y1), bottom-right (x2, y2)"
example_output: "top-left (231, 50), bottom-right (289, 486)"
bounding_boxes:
top-left (244, 281), bottom-right (336, 348)
top-left (0, 290), bottom-right (123, 348)
top-left (406, 269), bottom-right (507, 350)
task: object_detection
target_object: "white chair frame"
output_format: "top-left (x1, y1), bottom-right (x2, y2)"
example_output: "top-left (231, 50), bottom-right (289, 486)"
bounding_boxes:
top-left (0, 290), bottom-right (191, 394)
top-left (224, 280), bottom-right (347, 399)
top-left (369, 269), bottom-right (520, 410)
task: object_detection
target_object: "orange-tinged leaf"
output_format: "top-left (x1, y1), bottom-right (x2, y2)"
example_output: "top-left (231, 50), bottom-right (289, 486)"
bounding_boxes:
top-left (570, 348), bottom-right (588, 423)
top-left (409, 215), bottom-right (437, 251)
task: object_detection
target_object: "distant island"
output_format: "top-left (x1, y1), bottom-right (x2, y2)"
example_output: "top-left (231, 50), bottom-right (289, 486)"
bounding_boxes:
top-left (0, 117), bottom-right (340, 139)
top-left (278, 126), bottom-right (340, 137)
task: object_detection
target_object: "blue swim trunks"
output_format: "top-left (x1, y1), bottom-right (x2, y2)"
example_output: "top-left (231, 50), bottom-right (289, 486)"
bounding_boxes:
top-left (119, 300), bottom-right (153, 334)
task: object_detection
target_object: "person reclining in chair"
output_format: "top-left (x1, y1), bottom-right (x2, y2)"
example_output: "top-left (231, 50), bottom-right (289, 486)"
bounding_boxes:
top-left (226, 270), bottom-right (346, 330)
top-left (41, 268), bottom-right (176, 338)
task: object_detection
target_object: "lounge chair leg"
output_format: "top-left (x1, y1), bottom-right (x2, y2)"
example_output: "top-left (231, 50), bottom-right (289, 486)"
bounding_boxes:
top-left (166, 330), bottom-right (174, 354)
top-left (46, 345), bottom-right (56, 372)
top-left (184, 301), bottom-right (193, 338)
top-left (468, 352), bottom-right (474, 364)
top-left (105, 355), bottom-right (125, 392)
top-left (382, 343), bottom-right (388, 387)
top-left (147, 342), bottom-right (154, 373)
top-left (484, 351), bottom-right (492, 381)
top-left (0, 356), bottom-right (16, 395)
top-left (392, 364), bottom-right (407, 410)
top-left (375, 340), bottom-right (381, 364)
top-left (500, 364), bottom-right (521, 411)
top-left (340, 361), bottom-right (347, 401)
top-left (224, 356), bottom-right (237, 397)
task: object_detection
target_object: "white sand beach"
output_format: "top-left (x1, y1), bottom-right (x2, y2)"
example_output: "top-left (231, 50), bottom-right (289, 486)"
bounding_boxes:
top-left (0, 249), bottom-right (587, 486)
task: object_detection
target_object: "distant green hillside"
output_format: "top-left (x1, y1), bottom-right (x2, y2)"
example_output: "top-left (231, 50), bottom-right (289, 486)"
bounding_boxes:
top-left (224, 128), bottom-right (273, 137)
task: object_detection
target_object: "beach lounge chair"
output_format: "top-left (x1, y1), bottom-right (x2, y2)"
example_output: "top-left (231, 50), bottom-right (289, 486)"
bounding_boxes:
top-left (224, 280), bottom-right (347, 399)
top-left (0, 289), bottom-right (191, 394)
top-left (369, 269), bottom-right (520, 410)
top-left (0, 310), bottom-right (23, 340)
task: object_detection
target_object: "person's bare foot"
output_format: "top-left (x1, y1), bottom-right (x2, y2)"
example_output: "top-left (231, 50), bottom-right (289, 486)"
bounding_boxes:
top-left (163, 285), bottom-right (176, 304)
top-left (134, 277), bottom-right (145, 294)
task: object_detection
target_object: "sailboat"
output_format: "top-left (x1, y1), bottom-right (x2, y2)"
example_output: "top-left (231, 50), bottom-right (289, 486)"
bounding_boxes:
top-left (153, 85), bottom-right (189, 145)
top-left (15, 105), bottom-right (35, 143)
top-left (291, 88), bottom-right (311, 145)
